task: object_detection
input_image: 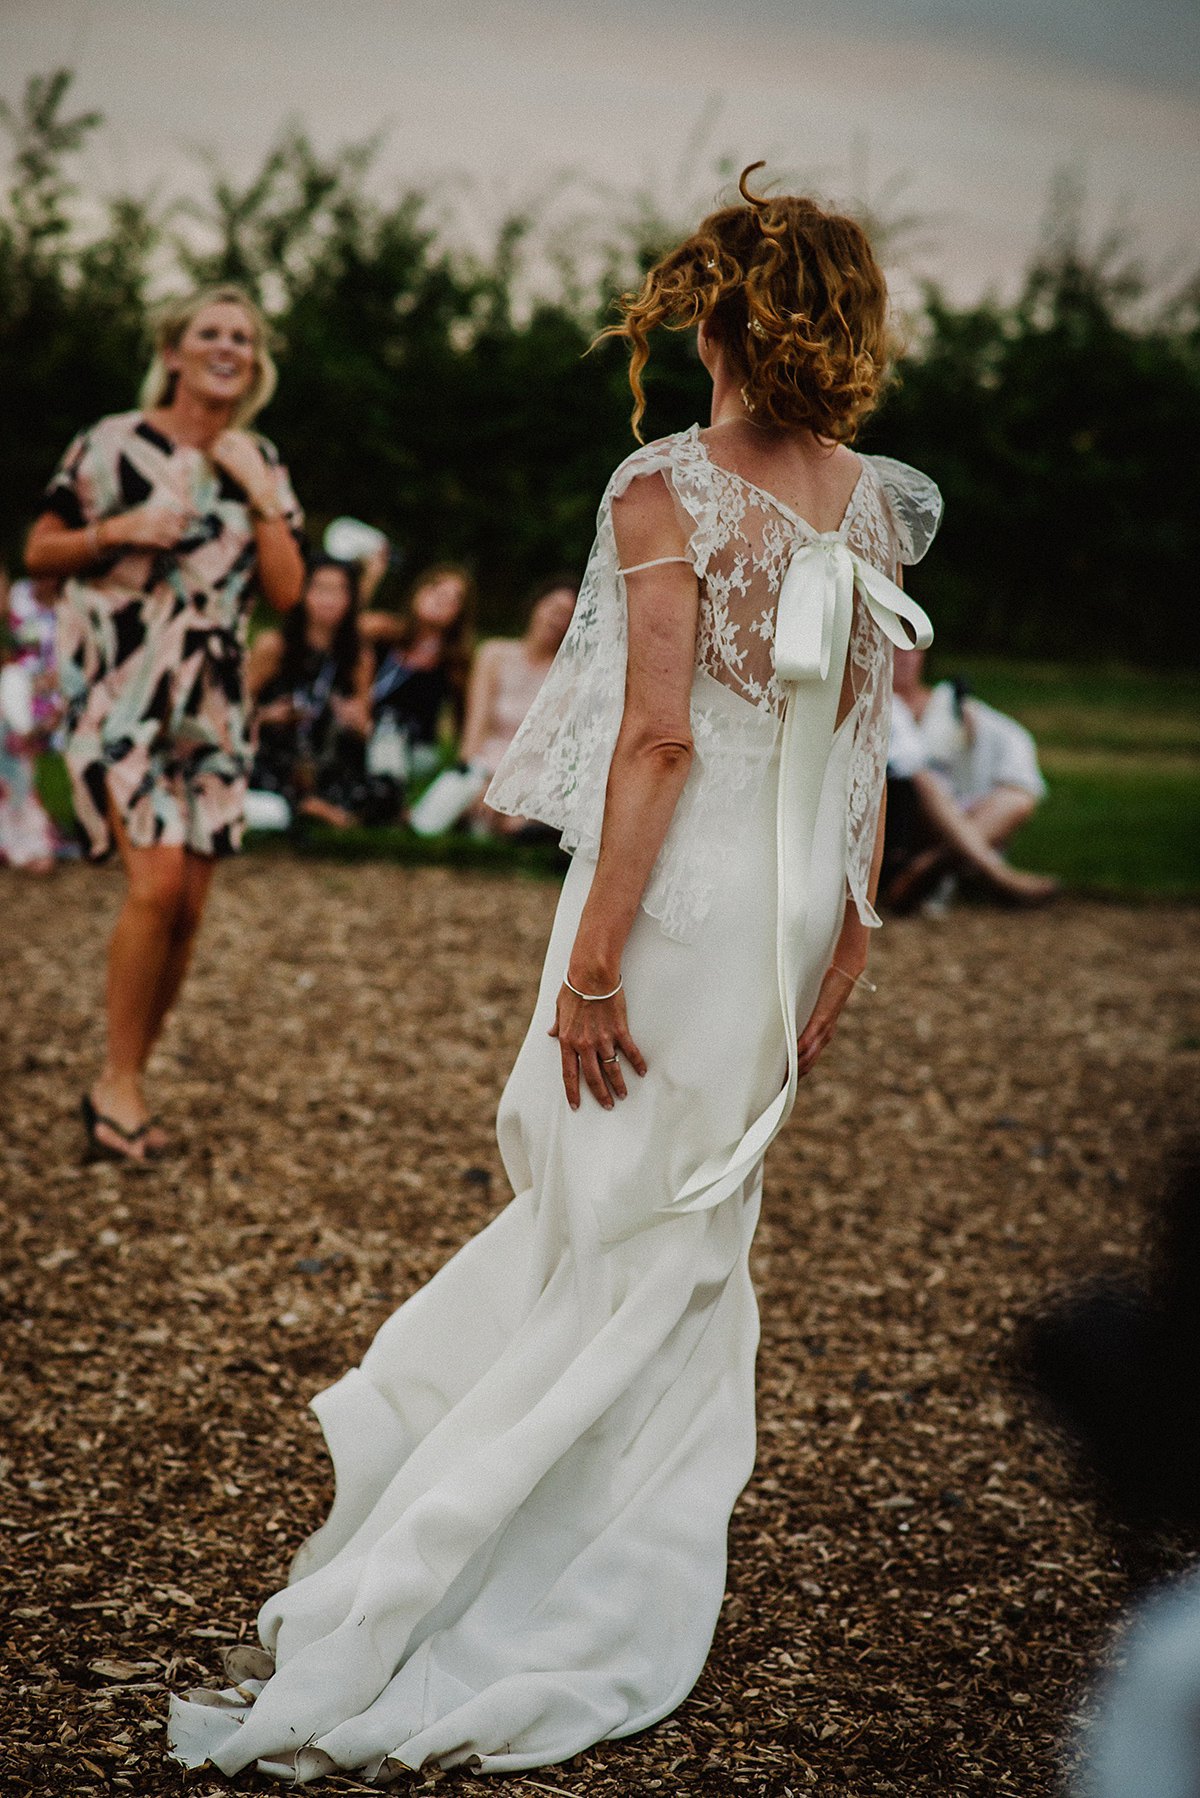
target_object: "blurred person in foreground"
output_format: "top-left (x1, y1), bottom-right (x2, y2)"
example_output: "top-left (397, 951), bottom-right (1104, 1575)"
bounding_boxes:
top-left (881, 644), bottom-right (1058, 910)
top-left (169, 167), bottom-right (941, 1781)
top-left (459, 572), bottom-right (579, 837)
top-left (246, 555), bottom-right (372, 828)
top-left (24, 284), bottom-right (304, 1160)
top-left (0, 572), bottom-right (66, 872)
top-left (1019, 1152), bottom-right (1200, 1798)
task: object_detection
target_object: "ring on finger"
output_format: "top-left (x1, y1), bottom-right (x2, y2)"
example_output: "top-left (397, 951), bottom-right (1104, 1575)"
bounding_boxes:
top-left (602, 1053), bottom-right (620, 1064)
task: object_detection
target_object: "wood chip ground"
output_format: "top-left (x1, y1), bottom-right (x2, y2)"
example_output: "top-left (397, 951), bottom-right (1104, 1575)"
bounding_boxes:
top-left (2, 857), bottom-right (1198, 1796)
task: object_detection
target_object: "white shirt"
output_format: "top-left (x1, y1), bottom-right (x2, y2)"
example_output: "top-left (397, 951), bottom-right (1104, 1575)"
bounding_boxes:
top-left (888, 681), bottom-right (1047, 804)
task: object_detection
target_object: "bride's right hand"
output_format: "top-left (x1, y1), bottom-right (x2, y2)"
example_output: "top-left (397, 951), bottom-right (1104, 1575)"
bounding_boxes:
top-left (795, 964), bottom-right (856, 1079)
top-left (550, 987), bottom-right (646, 1112)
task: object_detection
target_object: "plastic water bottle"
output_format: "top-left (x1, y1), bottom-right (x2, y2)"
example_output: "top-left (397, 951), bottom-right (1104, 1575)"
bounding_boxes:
top-left (0, 662), bottom-right (35, 736)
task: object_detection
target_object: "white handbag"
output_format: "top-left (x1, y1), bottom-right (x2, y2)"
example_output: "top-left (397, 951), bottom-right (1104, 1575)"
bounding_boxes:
top-left (0, 662), bottom-right (35, 735)
top-left (408, 763), bottom-right (491, 837)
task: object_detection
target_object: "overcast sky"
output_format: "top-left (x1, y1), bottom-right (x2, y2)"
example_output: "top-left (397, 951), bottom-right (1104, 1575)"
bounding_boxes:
top-left (2, 0), bottom-right (1198, 302)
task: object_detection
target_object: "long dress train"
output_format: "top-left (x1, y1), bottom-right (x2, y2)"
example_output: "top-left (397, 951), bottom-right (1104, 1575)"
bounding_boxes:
top-left (167, 434), bottom-right (938, 1781)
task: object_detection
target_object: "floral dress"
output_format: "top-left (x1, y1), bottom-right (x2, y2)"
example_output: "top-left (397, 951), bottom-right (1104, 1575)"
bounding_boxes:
top-left (44, 411), bottom-right (303, 858)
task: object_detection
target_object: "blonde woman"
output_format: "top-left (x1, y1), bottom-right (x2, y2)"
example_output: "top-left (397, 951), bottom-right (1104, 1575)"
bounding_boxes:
top-left (169, 174), bottom-right (938, 1780)
top-left (25, 284), bottom-right (305, 1160)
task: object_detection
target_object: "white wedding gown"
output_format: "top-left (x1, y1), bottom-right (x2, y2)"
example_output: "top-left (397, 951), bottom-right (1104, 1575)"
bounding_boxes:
top-left (168, 431), bottom-right (939, 1782)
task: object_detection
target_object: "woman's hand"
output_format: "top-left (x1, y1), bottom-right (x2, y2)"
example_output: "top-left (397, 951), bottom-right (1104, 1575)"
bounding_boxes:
top-left (210, 429), bottom-right (277, 512)
top-left (359, 545), bottom-right (390, 607)
top-left (29, 680), bottom-right (65, 735)
top-left (25, 498), bottom-right (190, 576)
top-left (255, 696), bottom-right (297, 726)
top-left (331, 693), bottom-right (371, 737)
top-left (795, 963), bottom-right (859, 1080)
top-left (211, 435), bottom-right (304, 610)
top-left (550, 986), bottom-right (647, 1112)
top-left (108, 501), bottom-right (192, 550)
top-left (358, 611), bottom-right (405, 644)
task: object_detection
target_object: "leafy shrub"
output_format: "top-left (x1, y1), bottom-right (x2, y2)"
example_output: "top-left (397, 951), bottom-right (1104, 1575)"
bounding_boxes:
top-left (2, 73), bottom-right (1197, 659)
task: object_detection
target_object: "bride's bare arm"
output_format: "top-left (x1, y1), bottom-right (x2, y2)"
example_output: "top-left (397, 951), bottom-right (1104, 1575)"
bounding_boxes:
top-left (794, 784), bottom-right (887, 1078)
top-left (552, 472), bottom-right (698, 1111)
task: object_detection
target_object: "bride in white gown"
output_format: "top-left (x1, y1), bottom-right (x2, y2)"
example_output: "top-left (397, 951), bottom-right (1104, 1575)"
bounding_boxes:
top-left (168, 167), bottom-right (940, 1783)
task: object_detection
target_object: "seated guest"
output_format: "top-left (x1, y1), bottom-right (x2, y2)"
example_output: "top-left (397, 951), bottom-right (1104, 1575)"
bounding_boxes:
top-left (246, 556), bottom-right (372, 828)
top-left (459, 573), bottom-right (578, 836)
top-left (359, 564), bottom-right (476, 804)
top-left (882, 645), bottom-right (1058, 909)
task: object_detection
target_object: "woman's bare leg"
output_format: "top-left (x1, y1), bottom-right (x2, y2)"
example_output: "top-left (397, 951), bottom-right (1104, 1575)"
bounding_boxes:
top-left (298, 794), bottom-right (354, 829)
top-left (89, 804), bottom-right (214, 1157)
top-left (886, 772), bottom-right (1057, 907)
top-left (963, 783), bottom-right (1038, 850)
top-left (141, 850), bottom-right (215, 1063)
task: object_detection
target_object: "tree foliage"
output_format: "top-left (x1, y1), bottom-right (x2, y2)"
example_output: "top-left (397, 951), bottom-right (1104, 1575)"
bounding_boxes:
top-left (2, 70), bottom-right (1197, 658)
top-left (862, 185), bottom-right (1200, 664)
top-left (0, 73), bottom-right (153, 561)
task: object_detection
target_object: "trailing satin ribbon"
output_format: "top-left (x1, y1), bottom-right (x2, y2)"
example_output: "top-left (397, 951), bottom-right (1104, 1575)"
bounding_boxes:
top-left (647, 537), bottom-right (933, 1227)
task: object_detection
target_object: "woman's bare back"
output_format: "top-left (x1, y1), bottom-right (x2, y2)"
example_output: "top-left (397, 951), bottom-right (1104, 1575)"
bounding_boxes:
top-left (699, 420), bottom-right (863, 537)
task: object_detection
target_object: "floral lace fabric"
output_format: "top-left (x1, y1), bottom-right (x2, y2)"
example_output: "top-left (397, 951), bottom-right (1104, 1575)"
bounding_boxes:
top-left (487, 425), bottom-right (941, 941)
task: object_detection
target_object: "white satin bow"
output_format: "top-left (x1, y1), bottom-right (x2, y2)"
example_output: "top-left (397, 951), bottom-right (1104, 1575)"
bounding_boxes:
top-left (775, 536), bottom-right (934, 684)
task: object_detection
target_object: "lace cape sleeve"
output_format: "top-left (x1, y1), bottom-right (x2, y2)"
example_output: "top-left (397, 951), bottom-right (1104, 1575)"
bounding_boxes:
top-left (860, 455), bottom-right (943, 564)
top-left (487, 436), bottom-right (943, 943)
top-left (485, 436), bottom-right (683, 866)
top-left (840, 456), bottom-right (943, 928)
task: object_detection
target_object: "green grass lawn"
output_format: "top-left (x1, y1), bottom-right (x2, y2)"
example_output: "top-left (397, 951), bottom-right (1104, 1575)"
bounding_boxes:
top-left (245, 819), bottom-right (570, 880)
top-left (34, 749), bottom-right (74, 829)
top-left (1003, 763), bottom-right (1200, 897)
top-left (928, 655), bottom-right (1200, 755)
top-left (34, 659), bottom-right (1200, 898)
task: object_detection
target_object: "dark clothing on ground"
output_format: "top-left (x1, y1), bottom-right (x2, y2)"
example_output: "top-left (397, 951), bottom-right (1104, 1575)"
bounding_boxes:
top-left (251, 643), bottom-right (368, 817)
top-left (351, 646), bottom-right (458, 827)
top-left (369, 646), bottom-right (451, 747)
top-left (880, 774), bottom-right (924, 892)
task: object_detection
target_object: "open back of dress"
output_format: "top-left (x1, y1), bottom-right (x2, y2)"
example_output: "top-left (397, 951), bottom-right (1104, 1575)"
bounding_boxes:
top-left (488, 426), bottom-right (940, 941)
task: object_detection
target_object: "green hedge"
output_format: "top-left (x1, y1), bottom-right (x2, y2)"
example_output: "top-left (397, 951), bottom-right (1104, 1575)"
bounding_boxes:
top-left (3, 72), bottom-right (1199, 659)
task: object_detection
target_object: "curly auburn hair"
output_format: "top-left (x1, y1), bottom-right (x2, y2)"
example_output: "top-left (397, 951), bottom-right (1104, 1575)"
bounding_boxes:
top-left (602, 165), bottom-right (897, 443)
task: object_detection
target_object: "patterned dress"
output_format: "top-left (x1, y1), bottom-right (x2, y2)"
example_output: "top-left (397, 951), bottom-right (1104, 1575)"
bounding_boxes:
top-left (44, 411), bottom-right (303, 858)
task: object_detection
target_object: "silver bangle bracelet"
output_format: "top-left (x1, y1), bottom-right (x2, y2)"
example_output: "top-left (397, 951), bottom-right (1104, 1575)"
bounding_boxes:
top-left (564, 973), bottom-right (623, 1002)
top-left (830, 963), bottom-right (877, 993)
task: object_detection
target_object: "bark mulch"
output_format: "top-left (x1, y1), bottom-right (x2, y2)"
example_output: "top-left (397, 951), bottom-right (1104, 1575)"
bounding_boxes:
top-left (2, 856), bottom-right (1198, 1798)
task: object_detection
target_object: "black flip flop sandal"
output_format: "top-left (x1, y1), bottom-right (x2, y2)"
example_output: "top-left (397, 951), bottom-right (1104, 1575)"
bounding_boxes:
top-left (81, 1093), bottom-right (155, 1163)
